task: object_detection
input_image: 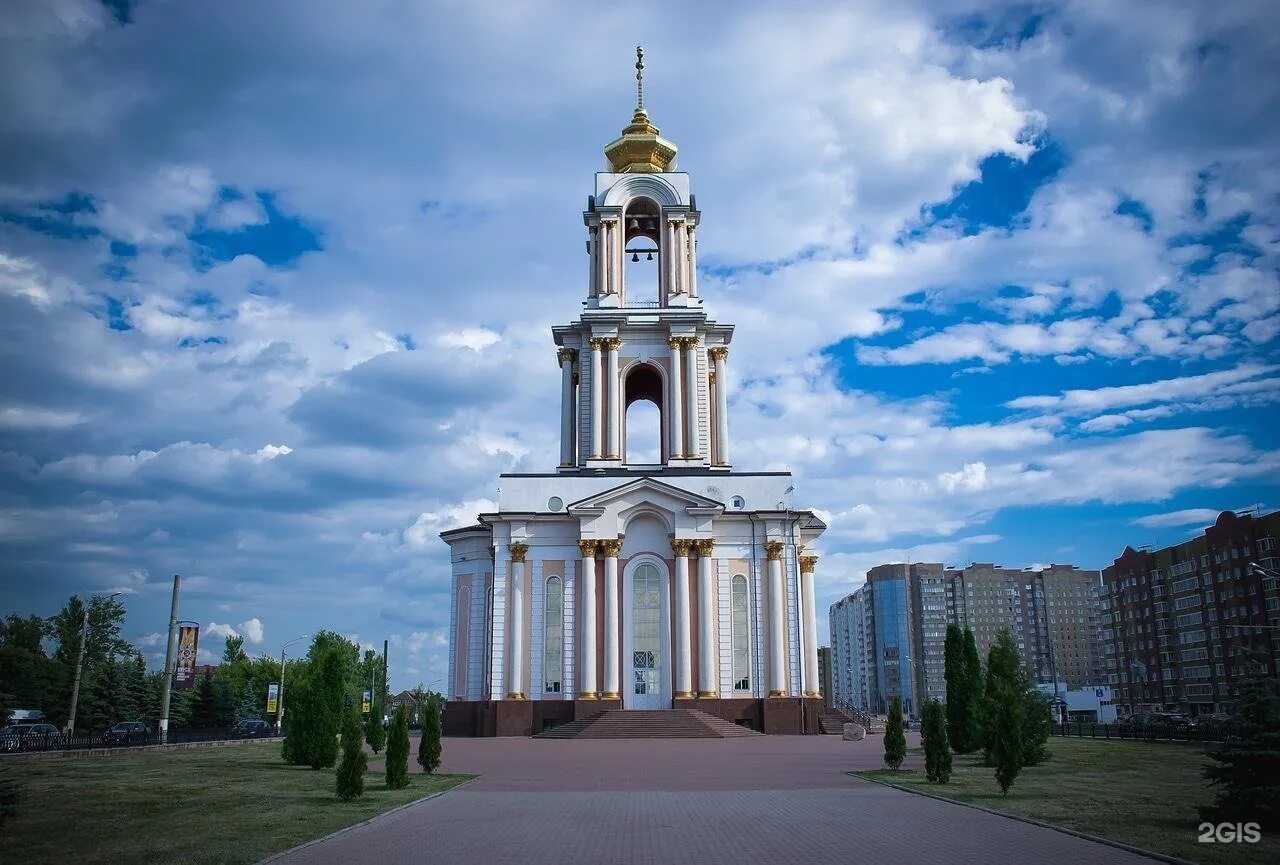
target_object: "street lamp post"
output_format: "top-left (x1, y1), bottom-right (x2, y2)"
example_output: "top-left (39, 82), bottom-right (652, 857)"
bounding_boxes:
top-left (66, 591), bottom-right (122, 738)
top-left (277, 635), bottom-right (309, 735)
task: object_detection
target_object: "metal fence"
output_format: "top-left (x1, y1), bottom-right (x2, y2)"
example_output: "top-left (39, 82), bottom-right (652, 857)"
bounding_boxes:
top-left (0, 726), bottom-right (273, 754)
top-left (1051, 721), bottom-right (1233, 743)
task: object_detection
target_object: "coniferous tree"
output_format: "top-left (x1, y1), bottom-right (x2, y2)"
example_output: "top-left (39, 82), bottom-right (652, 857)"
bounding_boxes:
top-left (963, 629), bottom-right (984, 753)
top-left (943, 624), bottom-right (969, 752)
top-left (385, 704), bottom-right (410, 789)
top-left (1022, 689), bottom-right (1052, 766)
top-left (418, 694), bottom-right (443, 774)
top-left (1201, 676), bottom-right (1280, 830)
top-left (984, 629), bottom-right (1026, 794)
top-left (884, 695), bottom-right (906, 770)
top-left (922, 698), bottom-right (952, 783)
top-left (191, 671), bottom-right (219, 728)
top-left (335, 704), bottom-right (367, 801)
top-left (366, 697), bottom-right (387, 754)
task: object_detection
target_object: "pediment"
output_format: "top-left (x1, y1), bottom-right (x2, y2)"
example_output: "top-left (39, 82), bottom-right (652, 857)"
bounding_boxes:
top-left (566, 477), bottom-right (723, 514)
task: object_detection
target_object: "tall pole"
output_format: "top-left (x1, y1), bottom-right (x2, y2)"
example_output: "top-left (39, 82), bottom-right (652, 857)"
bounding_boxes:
top-left (277, 644), bottom-right (286, 735)
top-left (65, 603), bottom-right (90, 737)
top-left (158, 575), bottom-right (181, 743)
top-left (382, 639), bottom-right (389, 717)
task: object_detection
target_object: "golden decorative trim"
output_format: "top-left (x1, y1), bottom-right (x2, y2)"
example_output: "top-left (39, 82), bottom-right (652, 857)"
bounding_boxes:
top-left (588, 337), bottom-right (606, 351)
top-left (764, 540), bottom-right (784, 561)
top-left (799, 555), bottom-right (818, 574)
top-left (681, 336), bottom-right (699, 349)
top-left (599, 538), bottom-right (623, 557)
top-left (667, 336), bottom-right (683, 349)
top-left (692, 538), bottom-right (715, 558)
top-left (768, 689), bottom-right (786, 697)
top-left (578, 691), bottom-right (598, 700)
top-left (508, 542), bottom-right (529, 564)
top-left (507, 692), bottom-right (526, 700)
top-left (601, 337), bottom-right (622, 351)
top-left (671, 538), bottom-right (693, 557)
top-left (696, 690), bottom-right (716, 698)
top-left (674, 691), bottom-right (694, 699)
top-left (557, 347), bottom-right (578, 364)
top-left (578, 539), bottom-right (599, 557)
top-left (708, 346), bottom-right (728, 362)
top-left (601, 691), bottom-right (621, 700)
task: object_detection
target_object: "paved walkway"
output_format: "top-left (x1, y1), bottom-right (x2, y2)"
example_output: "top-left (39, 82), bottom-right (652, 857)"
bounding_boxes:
top-left (273, 734), bottom-right (1160, 864)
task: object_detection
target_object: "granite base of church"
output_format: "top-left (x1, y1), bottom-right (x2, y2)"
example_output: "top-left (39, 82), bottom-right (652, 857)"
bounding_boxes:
top-left (443, 696), bottom-right (823, 737)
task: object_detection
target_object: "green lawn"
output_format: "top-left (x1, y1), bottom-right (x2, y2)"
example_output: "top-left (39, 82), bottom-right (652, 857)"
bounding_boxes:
top-left (860, 738), bottom-right (1277, 865)
top-left (0, 742), bottom-right (473, 865)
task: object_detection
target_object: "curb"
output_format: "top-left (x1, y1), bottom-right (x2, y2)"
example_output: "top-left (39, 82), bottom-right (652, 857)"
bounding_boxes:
top-left (851, 772), bottom-right (1196, 865)
top-left (256, 775), bottom-right (480, 864)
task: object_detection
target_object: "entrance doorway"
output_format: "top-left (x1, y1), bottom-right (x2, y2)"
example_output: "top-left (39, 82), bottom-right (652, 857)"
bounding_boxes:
top-left (623, 559), bottom-right (671, 709)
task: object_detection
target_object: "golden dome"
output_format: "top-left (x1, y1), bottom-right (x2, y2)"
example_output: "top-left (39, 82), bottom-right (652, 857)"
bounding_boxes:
top-left (604, 47), bottom-right (678, 174)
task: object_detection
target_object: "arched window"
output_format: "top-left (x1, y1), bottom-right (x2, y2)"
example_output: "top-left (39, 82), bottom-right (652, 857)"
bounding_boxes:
top-left (543, 576), bottom-right (563, 693)
top-left (623, 197), bottom-right (662, 306)
top-left (732, 574), bottom-right (750, 691)
top-left (624, 363), bottom-right (664, 464)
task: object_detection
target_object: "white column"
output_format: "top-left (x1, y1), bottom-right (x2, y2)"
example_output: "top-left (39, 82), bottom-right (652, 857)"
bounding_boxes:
top-left (601, 539), bottom-right (622, 699)
top-left (672, 540), bottom-right (693, 699)
top-left (559, 348), bottom-right (576, 467)
top-left (710, 347), bottom-right (728, 465)
top-left (589, 226), bottom-right (600, 297)
top-left (507, 543), bottom-right (528, 699)
top-left (694, 539), bottom-right (716, 698)
top-left (578, 541), bottom-right (598, 699)
top-left (605, 337), bottom-right (621, 459)
top-left (684, 339), bottom-right (700, 460)
top-left (589, 338), bottom-right (604, 458)
top-left (687, 223), bottom-right (698, 297)
top-left (667, 336), bottom-right (683, 462)
top-left (601, 220), bottom-right (613, 296)
top-left (667, 219), bottom-right (681, 295)
top-left (800, 554), bottom-right (820, 698)
top-left (765, 541), bottom-right (787, 697)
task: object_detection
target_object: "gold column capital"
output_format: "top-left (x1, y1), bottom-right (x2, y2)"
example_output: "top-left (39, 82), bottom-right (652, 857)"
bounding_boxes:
top-left (588, 337), bottom-right (606, 351)
top-left (601, 336), bottom-right (622, 351)
top-left (681, 336), bottom-right (699, 349)
top-left (578, 539), bottom-right (599, 558)
top-left (671, 538), bottom-right (693, 557)
top-left (667, 335), bottom-right (683, 350)
top-left (508, 542), bottom-right (529, 564)
top-left (599, 538), bottom-right (623, 557)
top-left (708, 346), bottom-right (728, 362)
top-left (764, 540), bottom-right (784, 561)
top-left (800, 555), bottom-right (818, 574)
top-left (557, 347), bottom-right (578, 364)
top-left (692, 538), bottom-right (715, 558)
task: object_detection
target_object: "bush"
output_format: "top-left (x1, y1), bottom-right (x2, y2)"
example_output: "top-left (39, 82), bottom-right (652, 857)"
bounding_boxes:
top-left (335, 705), bottom-right (367, 801)
top-left (385, 704), bottom-right (410, 789)
top-left (922, 698), bottom-right (952, 784)
top-left (884, 696), bottom-right (906, 770)
top-left (418, 695), bottom-right (442, 774)
top-left (1202, 676), bottom-right (1280, 831)
top-left (366, 699), bottom-right (386, 754)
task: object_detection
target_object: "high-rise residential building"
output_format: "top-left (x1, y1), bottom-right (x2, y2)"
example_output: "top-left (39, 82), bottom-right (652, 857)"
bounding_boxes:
top-left (830, 561), bottom-right (1103, 716)
top-left (1102, 509), bottom-right (1280, 717)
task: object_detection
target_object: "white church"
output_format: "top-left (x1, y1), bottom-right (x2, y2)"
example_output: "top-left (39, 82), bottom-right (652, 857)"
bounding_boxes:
top-left (442, 50), bottom-right (826, 736)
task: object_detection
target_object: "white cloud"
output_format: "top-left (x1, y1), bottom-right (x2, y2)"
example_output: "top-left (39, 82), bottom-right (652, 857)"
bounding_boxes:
top-left (205, 622), bottom-right (240, 640)
top-left (238, 617), bottom-right (264, 644)
top-left (1131, 508), bottom-right (1224, 529)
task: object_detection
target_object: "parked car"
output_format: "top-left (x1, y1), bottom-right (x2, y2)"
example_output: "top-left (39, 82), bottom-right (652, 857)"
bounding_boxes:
top-left (103, 721), bottom-right (151, 747)
top-left (1117, 713), bottom-right (1151, 730)
top-left (0, 723), bottom-right (64, 752)
top-left (1148, 712), bottom-right (1196, 732)
top-left (230, 719), bottom-right (272, 739)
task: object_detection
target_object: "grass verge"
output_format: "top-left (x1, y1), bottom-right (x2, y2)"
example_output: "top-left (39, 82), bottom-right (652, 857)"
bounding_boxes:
top-left (859, 738), bottom-right (1277, 865)
top-left (0, 742), bottom-right (473, 865)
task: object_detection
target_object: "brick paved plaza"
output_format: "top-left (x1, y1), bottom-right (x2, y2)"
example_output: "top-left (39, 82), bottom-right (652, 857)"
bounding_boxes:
top-left (272, 734), bottom-right (1163, 865)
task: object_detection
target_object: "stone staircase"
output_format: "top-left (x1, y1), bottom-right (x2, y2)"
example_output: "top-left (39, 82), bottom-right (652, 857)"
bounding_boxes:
top-left (536, 709), bottom-right (762, 739)
top-left (820, 705), bottom-right (885, 735)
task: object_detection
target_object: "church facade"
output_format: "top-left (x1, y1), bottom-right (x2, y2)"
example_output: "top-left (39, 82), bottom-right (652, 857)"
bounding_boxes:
top-left (442, 52), bottom-right (826, 736)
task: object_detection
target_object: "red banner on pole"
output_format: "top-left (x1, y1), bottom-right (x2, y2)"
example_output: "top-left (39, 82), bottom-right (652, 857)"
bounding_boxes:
top-left (174, 624), bottom-right (200, 690)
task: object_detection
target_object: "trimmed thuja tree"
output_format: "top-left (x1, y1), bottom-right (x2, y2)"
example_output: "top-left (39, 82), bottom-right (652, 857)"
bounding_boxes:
top-left (418, 695), bottom-right (443, 775)
top-left (984, 629), bottom-right (1026, 795)
top-left (884, 695), bottom-right (906, 770)
top-left (335, 704), bottom-right (367, 801)
top-left (366, 697), bottom-right (387, 754)
top-left (1202, 675), bottom-right (1280, 831)
top-left (943, 624), bottom-right (971, 752)
top-left (385, 704), bottom-right (410, 789)
top-left (922, 698), bottom-right (952, 784)
top-left (963, 629), bottom-right (984, 752)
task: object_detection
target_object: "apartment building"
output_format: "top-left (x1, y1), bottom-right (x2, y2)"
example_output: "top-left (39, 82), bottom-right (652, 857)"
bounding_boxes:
top-left (1102, 509), bottom-right (1280, 716)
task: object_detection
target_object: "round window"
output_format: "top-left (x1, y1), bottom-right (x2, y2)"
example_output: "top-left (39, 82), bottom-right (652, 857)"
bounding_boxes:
top-left (548, 496), bottom-right (564, 512)
top-left (731, 495), bottom-right (745, 510)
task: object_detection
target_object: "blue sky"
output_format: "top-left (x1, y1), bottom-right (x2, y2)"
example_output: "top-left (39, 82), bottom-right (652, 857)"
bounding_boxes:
top-left (1, 0), bottom-right (1277, 690)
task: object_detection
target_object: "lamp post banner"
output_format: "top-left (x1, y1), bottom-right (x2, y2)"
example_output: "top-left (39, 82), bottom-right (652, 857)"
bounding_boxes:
top-left (266, 683), bottom-right (279, 715)
top-left (362, 690), bottom-right (372, 715)
top-left (174, 624), bottom-right (200, 689)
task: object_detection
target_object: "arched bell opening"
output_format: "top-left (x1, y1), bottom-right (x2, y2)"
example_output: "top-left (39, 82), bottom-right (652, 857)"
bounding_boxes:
top-left (623, 362), bottom-right (664, 465)
top-left (623, 196), bottom-right (662, 307)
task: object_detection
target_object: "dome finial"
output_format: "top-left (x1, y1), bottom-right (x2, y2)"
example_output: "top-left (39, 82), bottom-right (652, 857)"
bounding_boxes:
top-left (635, 45), bottom-right (645, 110)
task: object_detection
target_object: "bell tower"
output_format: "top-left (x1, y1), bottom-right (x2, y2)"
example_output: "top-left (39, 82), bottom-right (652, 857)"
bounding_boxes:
top-left (553, 47), bottom-right (733, 472)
